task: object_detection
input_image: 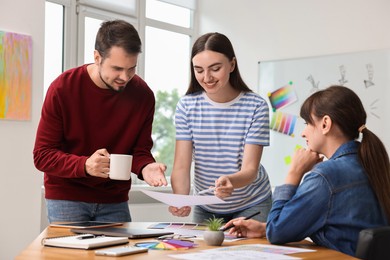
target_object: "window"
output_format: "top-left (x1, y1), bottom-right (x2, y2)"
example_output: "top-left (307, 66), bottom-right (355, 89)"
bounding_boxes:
top-left (144, 0), bottom-right (195, 181)
top-left (44, 1), bottom-right (65, 96)
top-left (146, 0), bottom-right (191, 28)
top-left (44, 0), bottom-right (197, 184)
top-left (76, 4), bottom-right (137, 65)
top-left (83, 17), bottom-right (102, 64)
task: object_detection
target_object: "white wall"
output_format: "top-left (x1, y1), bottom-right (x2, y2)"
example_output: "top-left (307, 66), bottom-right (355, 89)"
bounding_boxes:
top-left (197, 0), bottom-right (390, 88)
top-left (197, 0), bottom-right (390, 149)
top-left (0, 0), bottom-right (45, 259)
top-left (2, 0), bottom-right (390, 259)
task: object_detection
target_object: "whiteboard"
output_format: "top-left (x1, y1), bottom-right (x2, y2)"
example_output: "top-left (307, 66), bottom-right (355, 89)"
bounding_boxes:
top-left (257, 49), bottom-right (390, 187)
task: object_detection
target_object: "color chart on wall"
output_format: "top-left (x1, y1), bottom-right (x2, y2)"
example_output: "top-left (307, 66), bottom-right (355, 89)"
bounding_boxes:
top-left (267, 83), bottom-right (297, 111)
top-left (270, 110), bottom-right (297, 137)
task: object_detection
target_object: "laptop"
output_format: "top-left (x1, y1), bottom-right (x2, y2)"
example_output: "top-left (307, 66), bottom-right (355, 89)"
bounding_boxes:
top-left (71, 226), bottom-right (174, 239)
top-left (50, 221), bottom-right (123, 229)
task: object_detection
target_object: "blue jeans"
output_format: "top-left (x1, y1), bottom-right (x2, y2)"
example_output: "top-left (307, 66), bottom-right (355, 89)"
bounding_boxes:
top-left (193, 195), bottom-right (272, 224)
top-left (46, 199), bottom-right (131, 223)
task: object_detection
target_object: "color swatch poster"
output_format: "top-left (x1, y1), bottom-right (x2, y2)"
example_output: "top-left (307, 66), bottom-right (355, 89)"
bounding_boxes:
top-left (0, 31), bottom-right (32, 120)
top-left (267, 84), bottom-right (297, 111)
top-left (270, 110), bottom-right (297, 137)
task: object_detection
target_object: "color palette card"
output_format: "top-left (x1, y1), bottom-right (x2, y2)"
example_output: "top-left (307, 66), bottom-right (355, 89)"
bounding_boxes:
top-left (268, 84), bottom-right (298, 110)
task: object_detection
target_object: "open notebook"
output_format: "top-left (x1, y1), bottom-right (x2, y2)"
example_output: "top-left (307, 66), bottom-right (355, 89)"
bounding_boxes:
top-left (41, 234), bottom-right (129, 249)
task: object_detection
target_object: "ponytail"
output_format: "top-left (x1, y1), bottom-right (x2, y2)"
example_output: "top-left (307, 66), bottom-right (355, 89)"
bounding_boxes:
top-left (359, 127), bottom-right (390, 224)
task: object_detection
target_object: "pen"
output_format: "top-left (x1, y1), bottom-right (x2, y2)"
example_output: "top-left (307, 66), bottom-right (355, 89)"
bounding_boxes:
top-left (219, 211), bottom-right (261, 232)
top-left (197, 188), bottom-right (215, 195)
top-left (77, 234), bottom-right (104, 240)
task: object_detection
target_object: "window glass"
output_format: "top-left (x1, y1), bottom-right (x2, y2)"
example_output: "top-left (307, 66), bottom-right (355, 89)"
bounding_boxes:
top-left (145, 26), bottom-right (190, 174)
top-left (44, 2), bottom-right (64, 96)
top-left (84, 17), bottom-right (103, 64)
top-left (145, 27), bottom-right (190, 95)
top-left (146, 0), bottom-right (191, 28)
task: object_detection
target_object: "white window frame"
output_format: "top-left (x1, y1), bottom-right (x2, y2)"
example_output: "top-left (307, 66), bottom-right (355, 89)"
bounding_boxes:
top-left (46, 0), bottom-right (197, 82)
top-left (45, 0), bottom-right (76, 71)
top-left (138, 0), bottom-right (197, 78)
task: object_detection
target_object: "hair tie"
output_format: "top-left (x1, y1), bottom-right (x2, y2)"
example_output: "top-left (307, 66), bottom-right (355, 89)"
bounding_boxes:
top-left (358, 125), bottom-right (366, 133)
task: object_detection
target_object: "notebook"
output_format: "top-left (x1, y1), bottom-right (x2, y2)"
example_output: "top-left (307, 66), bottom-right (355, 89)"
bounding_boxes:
top-left (71, 226), bottom-right (174, 239)
top-left (41, 234), bottom-right (129, 249)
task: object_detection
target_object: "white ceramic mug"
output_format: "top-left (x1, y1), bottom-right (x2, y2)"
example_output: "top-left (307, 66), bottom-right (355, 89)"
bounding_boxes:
top-left (108, 154), bottom-right (132, 180)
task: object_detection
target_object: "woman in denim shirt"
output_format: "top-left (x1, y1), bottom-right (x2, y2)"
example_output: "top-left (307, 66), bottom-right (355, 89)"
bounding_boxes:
top-left (223, 85), bottom-right (390, 256)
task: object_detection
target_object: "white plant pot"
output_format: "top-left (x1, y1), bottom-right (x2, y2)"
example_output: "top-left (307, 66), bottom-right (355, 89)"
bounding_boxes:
top-left (203, 230), bottom-right (225, 246)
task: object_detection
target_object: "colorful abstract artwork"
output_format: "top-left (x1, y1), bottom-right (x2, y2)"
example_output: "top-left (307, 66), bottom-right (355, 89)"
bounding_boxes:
top-left (267, 83), bottom-right (297, 111)
top-left (0, 31), bottom-right (32, 120)
top-left (270, 110), bottom-right (297, 137)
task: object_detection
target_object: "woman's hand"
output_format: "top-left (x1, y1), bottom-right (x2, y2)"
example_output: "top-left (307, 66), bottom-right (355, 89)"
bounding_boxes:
top-left (286, 148), bottom-right (323, 185)
top-left (214, 175), bottom-right (234, 198)
top-left (223, 218), bottom-right (266, 238)
top-left (168, 206), bottom-right (191, 217)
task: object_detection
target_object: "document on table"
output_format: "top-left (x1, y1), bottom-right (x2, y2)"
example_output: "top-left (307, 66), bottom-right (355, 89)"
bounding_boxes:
top-left (169, 250), bottom-right (301, 260)
top-left (204, 244), bottom-right (316, 254)
top-left (141, 190), bottom-right (228, 207)
top-left (169, 244), bottom-right (315, 259)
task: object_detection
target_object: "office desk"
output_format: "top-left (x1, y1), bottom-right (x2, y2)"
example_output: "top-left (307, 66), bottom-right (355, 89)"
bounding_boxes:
top-left (16, 222), bottom-right (357, 259)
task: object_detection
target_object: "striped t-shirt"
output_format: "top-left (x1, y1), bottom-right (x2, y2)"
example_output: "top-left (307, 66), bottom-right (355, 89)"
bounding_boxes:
top-left (175, 91), bottom-right (272, 214)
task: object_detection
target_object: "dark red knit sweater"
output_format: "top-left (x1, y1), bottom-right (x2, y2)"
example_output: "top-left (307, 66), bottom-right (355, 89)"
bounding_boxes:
top-left (33, 65), bottom-right (155, 203)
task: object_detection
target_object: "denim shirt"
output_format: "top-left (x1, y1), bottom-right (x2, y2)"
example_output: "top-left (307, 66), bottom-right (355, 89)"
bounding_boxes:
top-left (266, 141), bottom-right (388, 256)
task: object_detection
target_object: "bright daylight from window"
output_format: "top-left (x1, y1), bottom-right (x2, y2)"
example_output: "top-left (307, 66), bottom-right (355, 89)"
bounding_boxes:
top-left (43, 2), bottom-right (63, 97)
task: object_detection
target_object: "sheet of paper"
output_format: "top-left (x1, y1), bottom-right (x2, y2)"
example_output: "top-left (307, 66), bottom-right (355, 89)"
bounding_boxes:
top-left (204, 244), bottom-right (315, 254)
top-left (169, 250), bottom-right (302, 260)
top-left (141, 189), bottom-right (228, 207)
top-left (148, 222), bottom-right (242, 241)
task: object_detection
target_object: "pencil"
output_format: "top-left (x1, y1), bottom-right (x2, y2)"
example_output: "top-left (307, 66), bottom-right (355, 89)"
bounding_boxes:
top-left (219, 211), bottom-right (261, 231)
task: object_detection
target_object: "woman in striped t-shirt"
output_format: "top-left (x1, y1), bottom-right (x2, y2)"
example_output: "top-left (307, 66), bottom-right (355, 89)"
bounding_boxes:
top-left (168, 32), bottom-right (272, 223)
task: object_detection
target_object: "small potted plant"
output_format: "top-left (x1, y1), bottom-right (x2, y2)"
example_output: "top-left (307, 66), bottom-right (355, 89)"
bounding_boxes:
top-left (203, 215), bottom-right (225, 246)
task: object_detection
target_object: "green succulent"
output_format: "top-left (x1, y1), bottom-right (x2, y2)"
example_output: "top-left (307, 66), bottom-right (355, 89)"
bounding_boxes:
top-left (204, 215), bottom-right (225, 231)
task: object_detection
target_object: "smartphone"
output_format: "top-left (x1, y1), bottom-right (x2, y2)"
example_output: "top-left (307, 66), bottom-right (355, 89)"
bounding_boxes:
top-left (95, 246), bottom-right (148, 256)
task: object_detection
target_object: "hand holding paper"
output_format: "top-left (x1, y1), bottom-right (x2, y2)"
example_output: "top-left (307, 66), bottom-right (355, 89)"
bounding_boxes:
top-left (141, 190), bottom-right (228, 208)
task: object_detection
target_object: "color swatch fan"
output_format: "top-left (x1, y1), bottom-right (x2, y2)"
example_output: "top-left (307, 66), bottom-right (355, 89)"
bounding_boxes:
top-left (135, 239), bottom-right (197, 250)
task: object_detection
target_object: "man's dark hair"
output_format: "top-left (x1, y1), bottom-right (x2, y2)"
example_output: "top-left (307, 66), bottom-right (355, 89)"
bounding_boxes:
top-left (95, 20), bottom-right (142, 59)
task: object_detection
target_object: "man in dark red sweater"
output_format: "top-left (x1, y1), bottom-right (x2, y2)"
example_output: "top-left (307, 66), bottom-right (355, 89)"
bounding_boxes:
top-left (33, 20), bottom-right (167, 223)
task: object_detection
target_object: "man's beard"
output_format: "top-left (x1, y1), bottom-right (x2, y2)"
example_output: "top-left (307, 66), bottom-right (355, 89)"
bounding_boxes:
top-left (99, 72), bottom-right (125, 93)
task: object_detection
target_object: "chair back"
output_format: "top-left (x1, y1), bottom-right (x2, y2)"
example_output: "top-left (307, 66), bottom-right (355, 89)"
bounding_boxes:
top-left (355, 226), bottom-right (390, 260)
